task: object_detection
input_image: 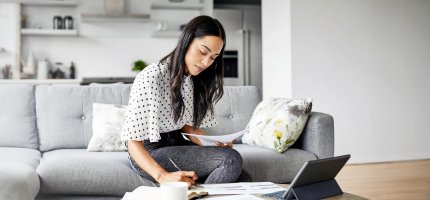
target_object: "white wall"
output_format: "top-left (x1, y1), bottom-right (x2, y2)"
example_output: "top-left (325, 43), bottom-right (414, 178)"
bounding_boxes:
top-left (0, 3), bottom-right (20, 79)
top-left (278, 0), bottom-right (430, 163)
top-left (261, 0), bottom-right (292, 98)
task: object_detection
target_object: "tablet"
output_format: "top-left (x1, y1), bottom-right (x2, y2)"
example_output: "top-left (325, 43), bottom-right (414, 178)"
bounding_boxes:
top-left (262, 154), bottom-right (351, 200)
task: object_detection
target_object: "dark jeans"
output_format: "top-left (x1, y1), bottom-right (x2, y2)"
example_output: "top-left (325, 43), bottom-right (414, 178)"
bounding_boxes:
top-left (128, 130), bottom-right (252, 184)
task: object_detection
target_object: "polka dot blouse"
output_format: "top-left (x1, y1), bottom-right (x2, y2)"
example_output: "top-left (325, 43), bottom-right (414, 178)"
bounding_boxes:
top-left (121, 60), bottom-right (217, 143)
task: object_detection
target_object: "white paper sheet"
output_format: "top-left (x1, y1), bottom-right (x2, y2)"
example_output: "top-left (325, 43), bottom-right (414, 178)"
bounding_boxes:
top-left (203, 194), bottom-right (263, 200)
top-left (182, 130), bottom-right (246, 146)
top-left (191, 182), bottom-right (286, 195)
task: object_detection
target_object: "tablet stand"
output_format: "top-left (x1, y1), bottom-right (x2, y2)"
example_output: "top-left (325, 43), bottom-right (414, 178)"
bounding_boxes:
top-left (290, 179), bottom-right (343, 199)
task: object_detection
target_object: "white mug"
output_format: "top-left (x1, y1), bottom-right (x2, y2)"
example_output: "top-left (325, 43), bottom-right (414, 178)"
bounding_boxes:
top-left (160, 182), bottom-right (188, 200)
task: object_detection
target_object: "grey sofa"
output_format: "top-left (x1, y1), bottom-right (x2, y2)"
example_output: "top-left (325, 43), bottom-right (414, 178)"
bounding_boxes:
top-left (0, 84), bottom-right (334, 200)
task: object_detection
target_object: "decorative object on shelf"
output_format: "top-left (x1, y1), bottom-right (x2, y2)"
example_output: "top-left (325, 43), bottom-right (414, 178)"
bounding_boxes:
top-left (132, 60), bottom-right (147, 72)
top-left (53, 15), bottom-right (63, 29)
top-left (1, 65), bottom-right (13, 79)
top-left (37, 59), bottom-right (49, 79)
top-left (105, 0), bottom-right (124, 16)
top-left (23, 51), bottom-right (36, 75)
top-left (180, 23), bottom-right (186, 31)
top-left (156, 21), bottom-right (168, 31)
top-left (49, 62), bottom-right (66, 79)
top-left (69, 62), bottom-right (76, 79)
top-left (21, 14), bottom-right (27, 28)
top-left (64, 15), bottom-right (73, 29)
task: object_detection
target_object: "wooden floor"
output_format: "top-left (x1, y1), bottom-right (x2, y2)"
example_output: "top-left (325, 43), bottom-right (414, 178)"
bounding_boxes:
top-left (336, 159), bottom-right (430, 200)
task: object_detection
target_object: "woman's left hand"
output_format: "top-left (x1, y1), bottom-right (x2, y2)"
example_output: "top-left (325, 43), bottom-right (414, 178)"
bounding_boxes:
top-left (214, 141), bottom-right (233, 148)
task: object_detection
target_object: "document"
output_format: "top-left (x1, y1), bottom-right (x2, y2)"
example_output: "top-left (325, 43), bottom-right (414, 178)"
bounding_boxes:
top-left (182, 130), bottom-right (246, 146)
top-left (203, 194), bottom-right (263, 200)
top-left (189, 182), bottom-right (286, 195)
top-left (122, 186), bottom-right (208, 200)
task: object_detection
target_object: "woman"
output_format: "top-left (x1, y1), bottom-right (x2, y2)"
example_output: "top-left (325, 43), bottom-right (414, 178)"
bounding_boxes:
top-left (121, 16), bottom-right (247, 188)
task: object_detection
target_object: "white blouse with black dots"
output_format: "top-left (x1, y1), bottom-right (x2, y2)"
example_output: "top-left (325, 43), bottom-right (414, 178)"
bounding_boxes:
top-left (121, 60), bottom-right (217, 143)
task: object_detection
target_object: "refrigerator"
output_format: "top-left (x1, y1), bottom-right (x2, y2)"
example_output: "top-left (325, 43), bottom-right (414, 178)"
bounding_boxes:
top-left (214, 8), bottom-right (262, 91)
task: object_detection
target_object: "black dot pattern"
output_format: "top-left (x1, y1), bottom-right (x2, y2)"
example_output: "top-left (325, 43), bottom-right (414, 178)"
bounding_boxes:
top-left (121, 60), bottom-right (217, 143)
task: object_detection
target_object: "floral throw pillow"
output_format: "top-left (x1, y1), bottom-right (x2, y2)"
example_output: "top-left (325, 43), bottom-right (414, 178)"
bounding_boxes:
top-left (242, 98), bottom-right (312, 153)
top-left (87, 103), bottom-right (128, 152)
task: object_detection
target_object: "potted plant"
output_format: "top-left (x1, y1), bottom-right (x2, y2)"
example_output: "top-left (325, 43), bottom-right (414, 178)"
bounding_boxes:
top-left (132, 60), bottom-right (147, 72)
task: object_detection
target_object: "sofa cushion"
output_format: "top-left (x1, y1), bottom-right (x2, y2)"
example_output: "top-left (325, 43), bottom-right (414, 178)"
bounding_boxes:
top-left (36, 149), bottom-right (156, 196)
top-left (0, 84), bottom-right (38, 149)
top-left (87, 103), bottom-right (128, 152)
top-left (0, 164), bottom-right (40, 200)
top-left (0, 147), bottom-right (41, 169)
top-left (203, 86), bottom-right (261, 138)
top-left (243, 98), bottom-right (312, 153)
top-left (36, 85), bottom-right (131, 152)
top-left (0, 147), bottom-right (41, 200)
top-left (233, 144), bottom-right (317, 183)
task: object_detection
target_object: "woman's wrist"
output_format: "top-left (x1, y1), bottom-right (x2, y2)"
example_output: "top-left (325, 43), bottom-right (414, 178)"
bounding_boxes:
top-left (154, 170), bottom-right (168, 183)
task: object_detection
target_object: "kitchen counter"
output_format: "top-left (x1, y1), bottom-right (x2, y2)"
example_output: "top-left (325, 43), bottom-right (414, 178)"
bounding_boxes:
top-left (0, 79), bottom-right (82, 85)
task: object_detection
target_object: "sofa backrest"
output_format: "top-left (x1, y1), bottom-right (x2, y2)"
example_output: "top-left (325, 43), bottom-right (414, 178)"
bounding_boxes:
top-left (36, 85), bottom-right (131, 152)
top-left (35, 85), bottom-right (261, 152)
top-left (0, 84), bottom-right (38, 149)
top-left (203, 86), bottom-right (261, 136)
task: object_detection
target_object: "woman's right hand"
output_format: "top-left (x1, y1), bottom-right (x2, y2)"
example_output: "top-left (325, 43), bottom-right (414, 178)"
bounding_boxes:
top-left (157, 171), bottom-right (198, 188)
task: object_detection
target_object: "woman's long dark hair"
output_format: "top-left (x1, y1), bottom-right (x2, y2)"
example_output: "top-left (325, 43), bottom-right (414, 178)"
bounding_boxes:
top-left (161, 15), bottom-right (226, 130)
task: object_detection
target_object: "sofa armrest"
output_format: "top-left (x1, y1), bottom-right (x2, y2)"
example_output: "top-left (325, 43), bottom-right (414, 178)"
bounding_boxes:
top-left (293, 112), bottom-right (334, 159)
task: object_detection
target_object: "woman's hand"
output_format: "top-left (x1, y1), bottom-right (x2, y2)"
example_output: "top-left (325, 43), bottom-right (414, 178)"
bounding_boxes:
top-left (157, 171), bottom-right (198, 189)
top-left (182, 125), bottom-right (204, 146)
top-left (214, 140), bottom-right (234, 148)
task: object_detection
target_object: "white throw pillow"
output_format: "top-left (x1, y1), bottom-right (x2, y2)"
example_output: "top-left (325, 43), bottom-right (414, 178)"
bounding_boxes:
top-left (87, 103), bottom-right (127, 152)
top-left (242, 98), bottom-right (312, 153)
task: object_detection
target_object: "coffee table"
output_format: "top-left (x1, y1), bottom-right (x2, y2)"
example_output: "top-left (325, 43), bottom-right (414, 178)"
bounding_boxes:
top-left (256, 184), bottom-right (368, 200)
top-left (201, 184), bottom-right (368, 199)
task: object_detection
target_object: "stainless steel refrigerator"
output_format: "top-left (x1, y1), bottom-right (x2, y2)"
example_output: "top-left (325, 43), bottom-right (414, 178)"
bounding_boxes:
top-left (214, 8), bottom-right (262, 90)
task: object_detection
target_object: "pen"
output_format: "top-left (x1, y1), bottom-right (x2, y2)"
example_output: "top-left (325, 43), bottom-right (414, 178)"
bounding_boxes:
top-left (168, 157), bottom-right (182, 171)
top-left (168, 157), bottom-right (202, 188)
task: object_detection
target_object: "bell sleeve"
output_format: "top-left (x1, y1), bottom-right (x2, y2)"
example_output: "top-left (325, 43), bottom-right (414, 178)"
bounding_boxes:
top-left (121, 68), bottom-right (162, 143)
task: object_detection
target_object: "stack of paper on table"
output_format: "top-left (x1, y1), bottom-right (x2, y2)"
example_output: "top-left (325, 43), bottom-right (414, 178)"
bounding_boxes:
top-left (122, 186), bottom-right (208, 200)
top-left (122, 182), bottom-right (285, 200)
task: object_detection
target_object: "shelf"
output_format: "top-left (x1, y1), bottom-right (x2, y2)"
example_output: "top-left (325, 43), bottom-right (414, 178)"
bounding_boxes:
top-left (151, 2), bottom-right (204, 10)
top-left (81, 13), bottom-right (151, 23)
top-left (21, 29), bottom-right (78, 36)
top-left (21, 0), bottom-right (78, 7)
top-left (151, 30), bottom-right (182, 38)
